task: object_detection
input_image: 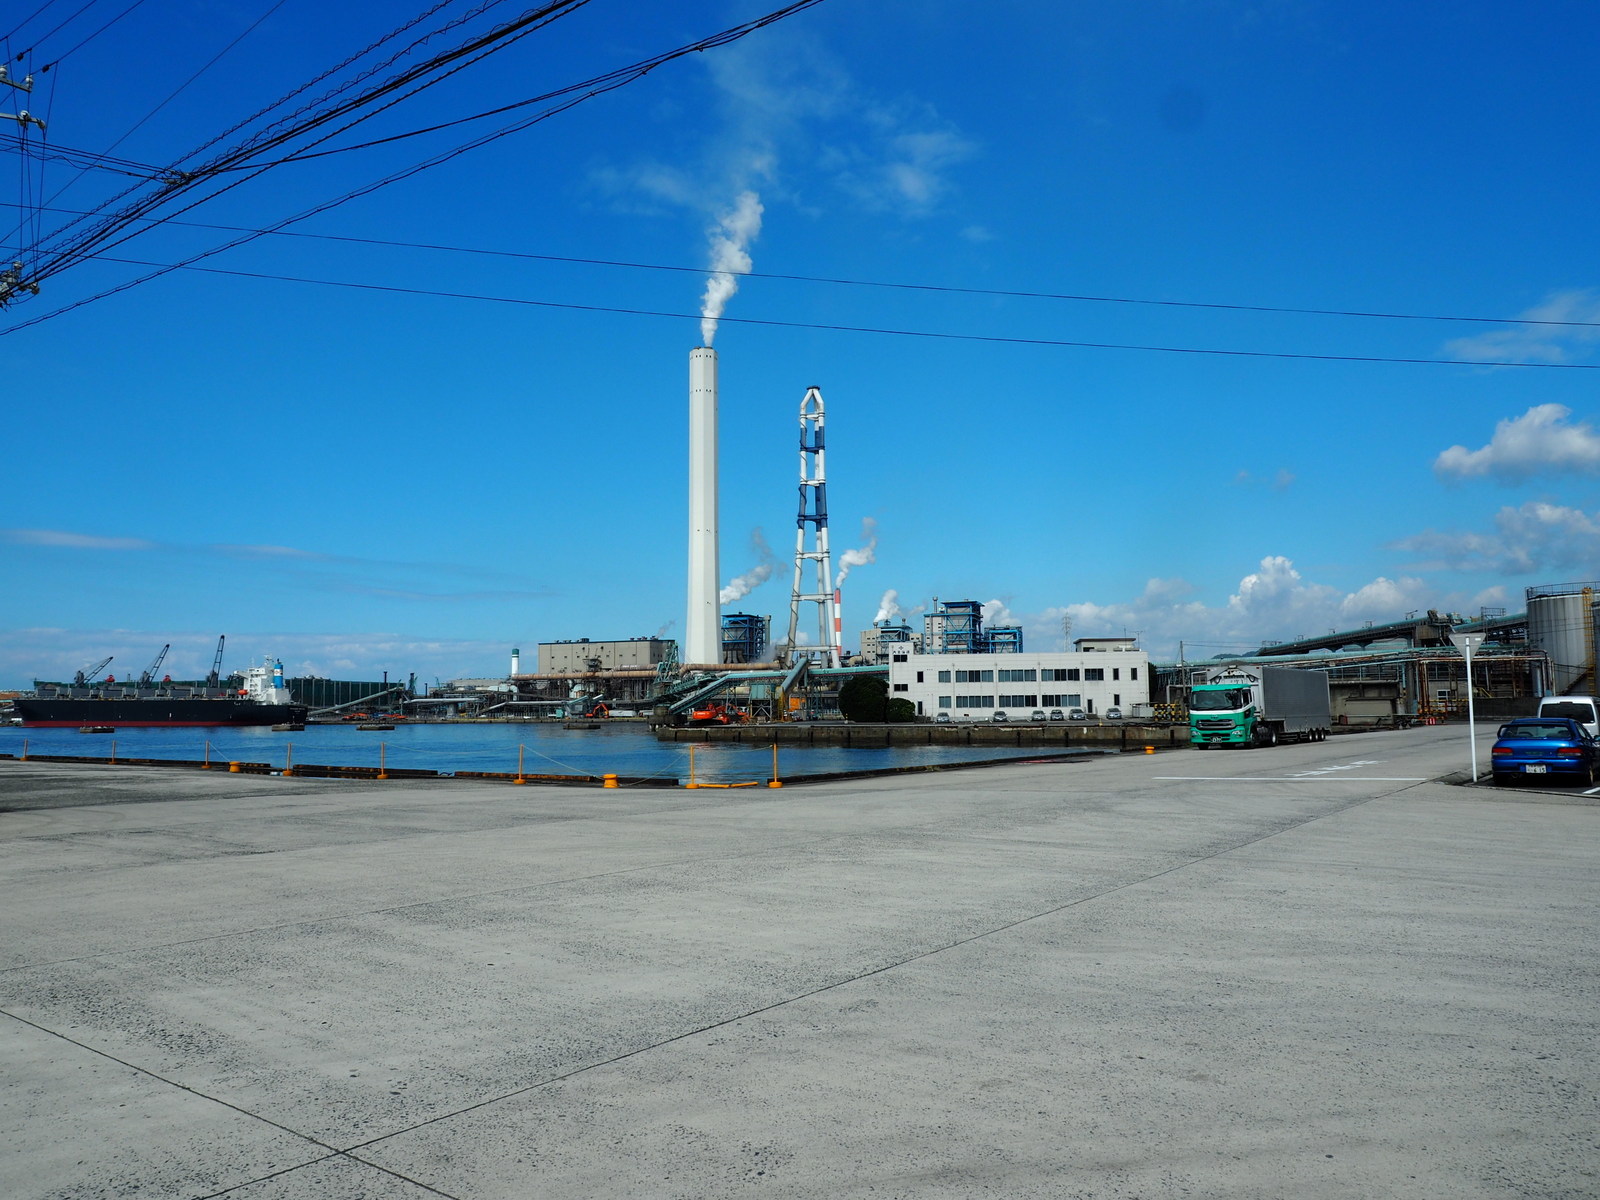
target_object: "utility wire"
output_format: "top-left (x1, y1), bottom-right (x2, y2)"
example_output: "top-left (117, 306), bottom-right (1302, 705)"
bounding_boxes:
top-left (62, 253), bottom-right (1600, 369)
top-left (37, 0), bottom-right (150, 69)
top-left (3, 0), bottom-right (828, 325)
top-left (25, 0), bottom-right (591, 283)
top-left (5, 1), bottom-right (65, 45)
top-left (10, 0), bottom-right (101, 61)
top-left (11, 0), bottom-right (505, 266)
top-left (7, 199), bottom-right (1597, 332)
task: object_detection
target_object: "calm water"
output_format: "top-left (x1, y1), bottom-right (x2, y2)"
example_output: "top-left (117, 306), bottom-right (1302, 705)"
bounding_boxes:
top-left (0, 722), bottom-right (1054, 784)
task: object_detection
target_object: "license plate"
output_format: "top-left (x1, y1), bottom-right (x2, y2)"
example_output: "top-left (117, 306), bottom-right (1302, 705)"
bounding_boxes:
top-left (1525, 764), bottom-right (1548, 774)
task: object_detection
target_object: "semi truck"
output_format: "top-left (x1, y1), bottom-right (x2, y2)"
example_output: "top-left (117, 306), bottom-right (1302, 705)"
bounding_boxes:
top-left (1189, 665), bottom-right (1331, 748)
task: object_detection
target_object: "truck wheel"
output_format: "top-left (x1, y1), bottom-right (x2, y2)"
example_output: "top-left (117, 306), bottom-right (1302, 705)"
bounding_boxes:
top-left (1256, 724), bottom-right (1276, 748)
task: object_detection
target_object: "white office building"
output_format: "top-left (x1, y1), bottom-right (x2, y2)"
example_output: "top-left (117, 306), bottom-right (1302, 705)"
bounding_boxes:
top-left (887, 649), bottom-right (1151, 720)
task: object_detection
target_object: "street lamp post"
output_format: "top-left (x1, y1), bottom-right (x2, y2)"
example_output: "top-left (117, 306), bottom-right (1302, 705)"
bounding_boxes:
top-left (1455, 632), bottom-right (1485, 782)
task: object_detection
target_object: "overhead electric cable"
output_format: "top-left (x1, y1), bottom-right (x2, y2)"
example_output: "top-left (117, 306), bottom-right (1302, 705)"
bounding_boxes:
top-left (7, 199), bottom-right (1597, 331)
top-left (11, 0), bottom-right (102, 60)
top-left (37, 0), bottom-right (150, 69)
top-left (64, 253), bottom-right (1600, 370)
top-left (23, 0), bottom-right (593, 284)
top-left (4, 0), bottom-right (64, 44)
top-left (6, 0), bottom-right (484, 254)
top-left (3, 0), bottom-right (829, 323)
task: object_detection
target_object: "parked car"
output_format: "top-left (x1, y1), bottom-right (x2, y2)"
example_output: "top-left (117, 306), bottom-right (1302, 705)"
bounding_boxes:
top-left (1104, 706), bottom-right (1123, 720)
top-left (1490, 717), bottom-right (1599, 787)
top-left (1029, 709), bottom-right (1047, 722)
top-left (935, 712), bottom-right (952, 723)
top-left (1067, 708), bottom-right (1088, 721)
top-left (993, 710), bottom-right (1008, 722)
top-left (1047, 709), bottom-right (1065, 721)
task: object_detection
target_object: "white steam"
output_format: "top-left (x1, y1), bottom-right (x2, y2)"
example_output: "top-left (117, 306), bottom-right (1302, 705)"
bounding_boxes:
top-left (699, 190), bottom-right (763, 346)
top-left (874, 588), bottom-right (903, 623)
top-left (835, 517), bottom-right (878, 585)
top-left (721, 527), bottom-right (777, 605)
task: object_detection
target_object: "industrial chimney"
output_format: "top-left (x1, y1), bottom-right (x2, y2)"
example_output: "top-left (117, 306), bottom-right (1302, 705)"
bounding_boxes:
top-left (686, 347), bottom-right (721, 665)
top-left (510, 647), bottom-right (520, 676)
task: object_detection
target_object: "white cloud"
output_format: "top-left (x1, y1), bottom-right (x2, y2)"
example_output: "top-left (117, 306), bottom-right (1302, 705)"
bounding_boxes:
top-left (1434, 404), bottom-right (1600, 482)
top-left (1393, 501), bottom-right (1600, 574)
top-left (3, 528), bottom-right (155, 550)
top-left (1444, 289), bottom-right (1600, 364)
top-left (989, 558), bottom-right (1447, 660)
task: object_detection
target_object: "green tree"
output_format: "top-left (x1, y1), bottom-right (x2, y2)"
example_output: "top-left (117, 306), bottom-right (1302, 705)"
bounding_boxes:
top-left (837, 675), bottom-right (890, 722)
top-left (886, 697), bottom-right (917, 723)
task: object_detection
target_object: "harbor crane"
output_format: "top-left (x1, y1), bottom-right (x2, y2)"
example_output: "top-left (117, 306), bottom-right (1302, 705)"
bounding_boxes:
top-left (72, 657), bottom-right (113, 687)
top-left (138, 644), bottom-right (171, 686)
top-left (206, 636), bottom-right (226, 688)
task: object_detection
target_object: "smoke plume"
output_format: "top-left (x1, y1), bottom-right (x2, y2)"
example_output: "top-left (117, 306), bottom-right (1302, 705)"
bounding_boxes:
top-left (699, 190), bottom-right (763, 346)
top-left (835, 517), bottom-right (878, 585)
top-left (721, 527), bottom-right (777, 605)
top-left (874, 588), bottom-right (903, 623)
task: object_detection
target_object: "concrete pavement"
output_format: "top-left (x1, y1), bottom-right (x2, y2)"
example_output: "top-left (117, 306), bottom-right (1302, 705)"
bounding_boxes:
top-left (1, 726), bottom-right (1596, 1198)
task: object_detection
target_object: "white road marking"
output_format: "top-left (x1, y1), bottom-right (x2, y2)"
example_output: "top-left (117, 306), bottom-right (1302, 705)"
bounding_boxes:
top-left (1585, 785), bottom-right (1600, 796)
top-left (1154, 776), bottom-right (1427, 782)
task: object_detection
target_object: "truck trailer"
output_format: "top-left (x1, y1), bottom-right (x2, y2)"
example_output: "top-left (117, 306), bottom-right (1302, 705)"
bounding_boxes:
top-left (1189, 664), bottom-right (1331, 748)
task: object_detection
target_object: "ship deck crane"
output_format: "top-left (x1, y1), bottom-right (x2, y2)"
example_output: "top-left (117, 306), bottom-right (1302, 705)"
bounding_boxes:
top-left (138, 644), bottom-right (171, 686)
top-left (206, 635), bottom-right (226, 688)
top-left (73, 656), bottom-right (113, 687)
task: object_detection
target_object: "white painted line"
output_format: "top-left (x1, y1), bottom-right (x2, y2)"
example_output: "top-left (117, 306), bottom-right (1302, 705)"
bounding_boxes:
top-left (1585, 785), bottom-right (1600, 796)
top-left (1154, 776), bottom-right (1428, 782)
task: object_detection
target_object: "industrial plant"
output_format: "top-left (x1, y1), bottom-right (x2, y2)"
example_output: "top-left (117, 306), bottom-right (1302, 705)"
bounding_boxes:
top-left (367, 340), bottom-right (1600, 729)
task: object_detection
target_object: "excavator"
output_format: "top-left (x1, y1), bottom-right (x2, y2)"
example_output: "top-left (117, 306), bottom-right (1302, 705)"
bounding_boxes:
top-left (688, 702), bottom-right (745, 726)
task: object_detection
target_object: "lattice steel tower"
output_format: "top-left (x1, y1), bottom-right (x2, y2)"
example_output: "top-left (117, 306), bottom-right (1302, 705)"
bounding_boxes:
top-left (784, 387), bottom-right (840, 668)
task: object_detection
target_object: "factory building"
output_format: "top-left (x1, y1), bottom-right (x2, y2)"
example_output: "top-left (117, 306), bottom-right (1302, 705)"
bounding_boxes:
top-left (888, 649), bottom-right (1151, 720)
top-left (537, 638), bottom-right (672, 675)
top-left (860, 622), bottom-right (922, 664)
top-left (921, 598), bottom-right (1025, 654)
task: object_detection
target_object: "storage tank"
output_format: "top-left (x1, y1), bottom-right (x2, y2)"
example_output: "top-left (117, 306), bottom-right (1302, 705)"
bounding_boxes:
top-left (1527, 590), bottom-right (1593, 693)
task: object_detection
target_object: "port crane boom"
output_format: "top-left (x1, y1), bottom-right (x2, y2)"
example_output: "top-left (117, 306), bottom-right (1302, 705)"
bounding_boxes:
top-left (206, 635), bottom-right (226, 688)
top-left (73, 656), bottom-right (114, 687)
top-left (138, 644), bottom-right (171, 686)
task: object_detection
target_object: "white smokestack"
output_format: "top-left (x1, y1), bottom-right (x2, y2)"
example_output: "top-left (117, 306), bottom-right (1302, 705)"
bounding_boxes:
top-left (510, 647), bottom-right (520, 676)
top-left (699, 191), bottom-right (762, 346)
top-left (686, 347), bottom-right (721, 664)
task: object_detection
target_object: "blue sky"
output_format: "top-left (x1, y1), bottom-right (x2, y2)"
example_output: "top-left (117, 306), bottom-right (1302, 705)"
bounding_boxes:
top-left (3, 0), bottom-right (1599, 687)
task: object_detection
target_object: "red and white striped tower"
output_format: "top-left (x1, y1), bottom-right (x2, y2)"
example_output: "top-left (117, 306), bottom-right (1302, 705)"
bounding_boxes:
top-left (834, 588), bottom-right (844, 662)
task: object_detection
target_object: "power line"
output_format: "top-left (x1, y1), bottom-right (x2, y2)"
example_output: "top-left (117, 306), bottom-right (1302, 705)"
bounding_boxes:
top-left (7, 199), bottom-right (1598, 332)
top-left (37, 0), bottom-right (150, 69)
top-left (60, 252), bottom-right (1600, 369)
top-left (2, 0), bottom-right (831, 324)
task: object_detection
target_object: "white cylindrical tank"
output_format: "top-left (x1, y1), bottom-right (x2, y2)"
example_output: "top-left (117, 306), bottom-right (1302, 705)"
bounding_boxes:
top-left (511, 647), bottom-right (520, 676)
top-left (1528, 591), bottom-right (1591, 693)
top-left (686, 347), bottom-right (721, 665)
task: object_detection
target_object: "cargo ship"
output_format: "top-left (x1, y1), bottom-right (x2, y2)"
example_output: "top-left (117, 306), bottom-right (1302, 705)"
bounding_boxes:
top-left (14, 653), bottom-right (308, 728)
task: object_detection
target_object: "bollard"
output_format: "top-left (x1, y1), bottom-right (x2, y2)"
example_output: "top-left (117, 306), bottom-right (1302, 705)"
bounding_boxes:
top-left (768, 743), bottom-right (782, 788)
top-left (202, 739), bottom-right (211, 769)
top-left (110, 739), bottom-right (117, 765)
top-left (685, 744), bottom-right (698, 788)
top-left (229, 761), bottom-right (242, 773)
top-left (514, 744), bottom-right (527, 785)
top-left (377, 742), bottom-right (389, 781)
top-left (1145, 745), bottom-right (1154, 755)
top-left (282, 742), bottom-right (294, 777)
top-left (19, 738), bottom-right (27, 761)
top-left (603, 773), bottom-right (617, 788)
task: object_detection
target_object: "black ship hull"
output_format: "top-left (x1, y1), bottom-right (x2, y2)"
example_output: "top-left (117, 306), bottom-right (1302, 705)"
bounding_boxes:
top-left (14, 698), bottom-right (309, 727)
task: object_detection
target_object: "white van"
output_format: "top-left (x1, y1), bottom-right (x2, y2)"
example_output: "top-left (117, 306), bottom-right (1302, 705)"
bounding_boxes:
top-left (1536, 695), bottom-right (1599, 739)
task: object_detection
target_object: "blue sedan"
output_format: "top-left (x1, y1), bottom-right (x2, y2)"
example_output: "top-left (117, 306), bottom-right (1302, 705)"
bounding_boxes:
top-left (1490, 717), bottom-right (1599, 787)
